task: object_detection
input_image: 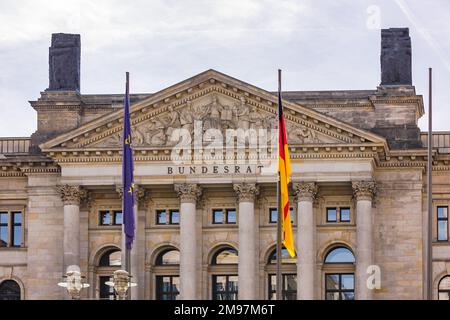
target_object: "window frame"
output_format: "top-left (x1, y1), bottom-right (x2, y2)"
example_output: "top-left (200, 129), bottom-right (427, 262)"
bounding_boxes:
top-left (153, 247), bottom-right (180, 300)
top-left (438, 275), bottom-right (450, 300)
top-left (0, 210), bottom-right (24, 248)
top-left (268, 207), bottom-right (295, 224)
top-left (268, 273), bottom-right (297, 300)
top-left (212, 208), bottom-right (237, 225)
top-left (326, 207), bottom-right (338, 222)
top-left (155, 275), bottom-right (180, 300)
top-left (437, 206), bottom-right (449, 242)
top-left (326, 207), bottom-right (351, 223)
top-left (98, 209), bottom-right (122, 227)
top-left (212, 274), bottom-right (239, 300)
top-left (325, 273), bottom-right (355, 300)
top-left (155, 208), bottom-right (180, 226)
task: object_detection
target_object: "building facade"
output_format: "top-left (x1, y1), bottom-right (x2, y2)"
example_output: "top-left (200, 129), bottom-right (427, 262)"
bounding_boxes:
top-left (0, 28), bottom-right (450, 300)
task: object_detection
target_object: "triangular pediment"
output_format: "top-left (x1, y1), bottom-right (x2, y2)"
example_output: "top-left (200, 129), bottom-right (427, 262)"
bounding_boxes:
top-left (40, 69), bottom-right (388, 156)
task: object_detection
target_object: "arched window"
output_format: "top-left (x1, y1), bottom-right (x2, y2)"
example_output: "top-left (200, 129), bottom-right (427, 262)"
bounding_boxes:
top-left (156, 249), bottom-right (180, 266)
top-left (323, 246), bottom-right (355, 300)
top-left (212, 247), bottom-right (238, 265)
top-left (99, 249), bottom-right (121, 267)
top-left (324, 247), bottom-right (355, 264)
top-left (154, 247), bottom-right (180, 300)
top-left (438, 275), bottom-right (450, 300)
top-left (0, 280), bottom-right (21, 300)
top-left (266, 247), bottom-right (296, 300)
top-left (210, 246), bottom-right (238, 300)
top-left (96, 247), bottom-right (121, 300)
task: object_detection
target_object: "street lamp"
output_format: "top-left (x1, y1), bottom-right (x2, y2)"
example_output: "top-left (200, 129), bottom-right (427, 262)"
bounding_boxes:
top-left (106, 269), bottom-right (137, 300)
top-left (58, 265), bottom-right (90, 299)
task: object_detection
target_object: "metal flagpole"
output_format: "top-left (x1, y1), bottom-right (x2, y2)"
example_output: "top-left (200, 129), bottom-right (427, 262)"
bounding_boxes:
top-left (125, 71), bottom-right (131, 276)
top-left (427, 67), bottom-right (433, 300)
top-left (276, 69), bottom-right (283, 301)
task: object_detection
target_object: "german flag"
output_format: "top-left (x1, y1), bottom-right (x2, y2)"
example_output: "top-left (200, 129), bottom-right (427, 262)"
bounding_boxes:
top-left (278, 71), bottom-right (295, 257)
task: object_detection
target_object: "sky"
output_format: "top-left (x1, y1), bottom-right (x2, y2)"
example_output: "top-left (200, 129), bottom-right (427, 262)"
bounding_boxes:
top-left (0, 0), bottom-right (449, 137)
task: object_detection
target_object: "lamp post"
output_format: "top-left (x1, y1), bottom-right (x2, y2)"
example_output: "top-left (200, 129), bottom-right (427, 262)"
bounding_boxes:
top-left (106, 269), bottom-right (137, 300)
top-left (58, 265), bottom-right (90, 300)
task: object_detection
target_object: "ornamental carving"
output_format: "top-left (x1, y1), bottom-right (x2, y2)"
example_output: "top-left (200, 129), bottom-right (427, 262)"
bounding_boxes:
top-left (292, 182), bottom-right (318, 202)
top-left (88, 92), bottom-right (348, 149)
top-left (233, 183), bottom-right (260, 202)
top-left (174, 183), bottom-right (202, 203)
top-left (115, 185), bottom-right (149, 208)
top-left (352, 180), bottom-right (377, 201)
top-left (58, 185), bottom-right (87, 205)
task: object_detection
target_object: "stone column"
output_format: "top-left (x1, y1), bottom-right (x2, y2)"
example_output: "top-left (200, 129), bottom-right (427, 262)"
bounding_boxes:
top-left (174, 183), bottom-right (202, 300)
top-left (58, 185), bottom-right (86, 271)
top-left (352, 180), bottom-right (376, 300)
top-left (233, 183), bottom-right (259, 300)
top-left (293, 182), bottom-right (318, 300)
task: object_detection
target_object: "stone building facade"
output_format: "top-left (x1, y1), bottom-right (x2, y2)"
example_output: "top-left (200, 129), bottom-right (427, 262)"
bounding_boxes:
top-left (1, 28), bottom-right (450, 300)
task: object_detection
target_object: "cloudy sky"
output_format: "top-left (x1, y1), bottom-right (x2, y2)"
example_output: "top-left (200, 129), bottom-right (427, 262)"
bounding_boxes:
top-left (1, 0), bottom-right (449, 137)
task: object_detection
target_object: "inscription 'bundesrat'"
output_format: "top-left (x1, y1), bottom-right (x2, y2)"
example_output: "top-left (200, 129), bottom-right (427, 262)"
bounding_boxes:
top-left (167, 164), bottom-right (268, 175)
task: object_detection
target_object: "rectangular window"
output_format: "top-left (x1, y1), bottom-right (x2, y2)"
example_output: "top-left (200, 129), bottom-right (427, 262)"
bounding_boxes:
top-left (99, 211), bottom-right (111, 226)
top-left (213, 209), bottom-right (224, 224)
top-left (170, 210), bottom-right (180, 225)
top-left (437, 206), bottom-right (449, 241)
top-left (113, 210), bottom-right (123, 225)
top-left (0, 212), bottom-right (8, 247)
top-left (99, 276), bottom-right (115, 300)
top-left (212, 275), bottom-right (238, 300)
top-left (325, 273), bottom-right (355, 300)
top-left (326, 208), bottom-right (337, 222)
top-left (156, 209), bottom-right (180, 225)
top-left (156, 275), bottom-right (180, 300)
top-left (156, 210), bottom-right (167, 225)
top-left (268, 274), bottom-right (297, 300)
top-left (269, 208), bottom-right (294, 224)
top-left (11, 212), bottom-right (22, 247)
top-left (340, 208), bottom-right (351, 222)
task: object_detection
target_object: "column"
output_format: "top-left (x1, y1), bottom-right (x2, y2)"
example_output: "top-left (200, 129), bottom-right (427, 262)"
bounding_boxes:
top-left (174, 183), bottom-right (202, 300)
top-left (352, 180), bottom-right (376, 300)
top-left (293, 182), bottom-right (318, 300)
top-left (58, 185), bottom-right (86, 271)
top-left (233, 183), bottom-right (259, 300)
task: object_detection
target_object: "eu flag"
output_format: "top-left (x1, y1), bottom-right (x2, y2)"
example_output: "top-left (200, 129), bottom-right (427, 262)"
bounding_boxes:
top-left (122, 72), bottom-right (135, 250)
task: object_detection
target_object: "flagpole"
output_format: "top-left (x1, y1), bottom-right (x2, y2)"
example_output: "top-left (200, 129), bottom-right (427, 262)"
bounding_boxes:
top-left (426, 67), bottom-right (433, 300)
top-left (276, 69), bottom-right (283, 301)
top-left (125, 71), bottom-right (131, 276)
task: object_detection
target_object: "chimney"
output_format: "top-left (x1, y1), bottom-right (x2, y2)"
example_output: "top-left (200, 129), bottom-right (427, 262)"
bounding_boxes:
top-left (380, 28), bottom-right (412, 86)
top-left (48, 33), bottom-right (81, 91)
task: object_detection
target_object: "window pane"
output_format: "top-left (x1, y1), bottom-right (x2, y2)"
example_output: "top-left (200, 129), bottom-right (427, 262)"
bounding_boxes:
top-left (0, 226), bottom-right (8, 247)
top-left (438, 221), bottom-right (448, 241)
top-left (156, 210), bottom-right (167, 224)
top-left (341, 291), bottom-right (355, 300)
top-left (438, 292), bottom-right (450, 300)
top-left (12, 212), bottom-right (22, 224)
top-left (269, 274), bottom-right (276, 292)
top-left (172, 276), bottom-right (180, 299)
top-left (285, 275), bottom-right (297, 291)
top-left (213, 276), bottom-right (226, 300)
top-left (327, 208), bottom-right (337, 222)
top-left (438, 207), bottom-right (448, 219)
top-left (99, 211), bottom-right (110, 225)
top-left (0, 212), bottom-right (7, 224)
top-left (214, 248), bottom-right (238, 264)
top-left (228, 276), bottom-right (238, 292)
top-left (226, 209), bottom-right (236, 224)
top-left (325, 247), bottom-right (355, 263)
top-left (269, 208), bottom-right (277, 223)
top-left (99, 276), bottom-right (114, 300)
top-left (341, 274), bottom-right (354, 290)
top-left (213, 209), bottom-right (224, 224)
top-left (159, 250), bottom-right (180, 265)
top-left (326, 292), bottom-right (340, 300)
top-left (340, 208), bottom-right (350, 222)
top-left (170, 210), bottom-right (180, 224)
top-left (100, 249), bottom-right (121, 266)
top-left (326, 274), bottom-right (340, 290)
top-left (114, 211), bottom-right (123, 225)
top-left (12, 226), bottom-right (21, 247)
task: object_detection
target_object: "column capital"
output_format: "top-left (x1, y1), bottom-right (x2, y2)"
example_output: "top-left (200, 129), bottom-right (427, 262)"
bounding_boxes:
top-left (58, 185), bottom-right (87, 205)
top-left (352, 180), bottom-right (377, 201)
top-left (233, 183), bottom-right (259, 202)
top-left (174, 183), bottom-right (202, 203)
top-left (293, 182), bottom-right (318, 202)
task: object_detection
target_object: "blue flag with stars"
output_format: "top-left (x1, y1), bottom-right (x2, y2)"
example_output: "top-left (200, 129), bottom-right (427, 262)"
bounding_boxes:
top-left (122, 72), bottom-right (135, 250)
